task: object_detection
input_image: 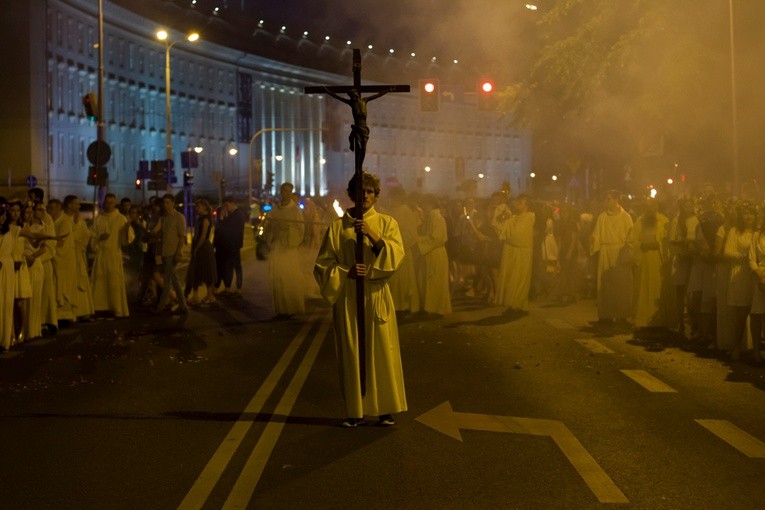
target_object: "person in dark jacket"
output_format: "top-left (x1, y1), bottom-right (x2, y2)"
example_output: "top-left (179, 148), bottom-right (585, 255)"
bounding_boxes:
top-left (214, 196), bottom-right (247, 296)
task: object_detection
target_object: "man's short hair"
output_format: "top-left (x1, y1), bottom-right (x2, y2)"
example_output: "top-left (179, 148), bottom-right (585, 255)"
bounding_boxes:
top-left (223, 195), bottom-right (236, 203)
top-left (48, 198), bottom-right (62, 207)
top-left (29, 187), bottom-right (44, 201)
top-left (347, 172), bottom-right (380, 199)
top-left (162, 193), bottom-right (175, 203)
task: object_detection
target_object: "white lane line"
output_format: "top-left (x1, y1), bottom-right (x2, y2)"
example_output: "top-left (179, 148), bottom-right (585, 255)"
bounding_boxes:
top-left (177, 313), bottom-right (320, 510)
top-left (575, 338), bottom-right (614, 354)
top-left (620, 370), bottom-right (677, 393)
top-left (696, 419), bottom-right (765, 458)
top-left (223, 317), bottom-right (331, 509)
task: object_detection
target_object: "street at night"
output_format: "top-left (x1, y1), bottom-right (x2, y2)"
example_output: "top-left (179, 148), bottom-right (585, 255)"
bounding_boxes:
top-left (1, 244), bottom-right (763, 509)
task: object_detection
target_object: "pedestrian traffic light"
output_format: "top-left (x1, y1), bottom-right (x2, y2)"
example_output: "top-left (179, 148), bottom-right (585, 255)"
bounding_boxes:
top-left (266, 171), bottom-right (274, 191)
top-left (183, 171), bottom-right (193, 186)
top-left (82, 92), bottom-right (98, 121)
top-left (135, 178), bottom-right (142, 190)
top-left (477, 79), bottom-right (495, 111)
top-left (87, 166), bottom-right (108, 186)
top-left (419, 79), bottom-right (439, 112)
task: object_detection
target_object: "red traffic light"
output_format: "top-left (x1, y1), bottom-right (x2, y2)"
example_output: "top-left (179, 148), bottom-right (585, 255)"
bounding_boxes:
top-left (477, 79), bottom-right (496, 111)
top-left (419, 79), bottom-right (440, 112)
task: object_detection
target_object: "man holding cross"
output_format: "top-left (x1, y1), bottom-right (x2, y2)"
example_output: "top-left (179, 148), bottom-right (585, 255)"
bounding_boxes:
top-left (314, 172), bottom-right (407, 427)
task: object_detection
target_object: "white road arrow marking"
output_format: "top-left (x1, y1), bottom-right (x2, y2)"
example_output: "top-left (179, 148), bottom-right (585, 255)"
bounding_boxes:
top-left (416, 402), bottom-right (629, 504)
top-left (576, 338), bottom-right (615, 354)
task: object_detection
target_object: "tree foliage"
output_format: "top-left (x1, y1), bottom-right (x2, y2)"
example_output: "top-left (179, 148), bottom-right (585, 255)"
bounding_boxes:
top-left (502, 0), bottom-right (734, 185)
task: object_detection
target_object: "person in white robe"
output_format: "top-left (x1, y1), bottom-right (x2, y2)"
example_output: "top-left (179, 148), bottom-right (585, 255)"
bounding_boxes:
top-left (314, 172), bottom-right (407, 427)
top-left (630, 199), bottom-right (669, 328)
top-left (66, 197), bottom-right (95, 320)
top-left (267, 182), bottom-right (306, 317)
top-left (90, 193), bottom-right (130, 318)
top-left (415, 194), bottom-right (452, 316)
top-left (49, 199), bottom-right (77, 322)
top-left (386, 187), bottom-right (421, 315)
top-left (9, 201), bottom-right (32, 345)
top-left (591, 190), bottom-right (634, 323)
top-left (748, 218), bottom-right (765, 364)
top-left (724, 202), bottom-right (756, 361)
top-left (493, 195), bottom-right (536, 313)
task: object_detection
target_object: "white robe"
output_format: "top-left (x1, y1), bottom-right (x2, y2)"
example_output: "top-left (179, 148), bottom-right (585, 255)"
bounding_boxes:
top-left (494, 211), bottom-right (536, 311)
top-left (416, 209), bottom-right (452, 315)
top-left (387, 204), bottom-right (421, 313)
top-left (268, 201), bottom-right (306, 315)
top-left (592, 207), bottom-right (634, 321)
top-left (72, 218), bottom-right (95, 318)
top-left (0, 226), bottom-right (19, 349)
top-left (53, 214), bottom-right (77, 321)
top-left (90, 211), bottom-right (129, 317)
top-left (314, 207), bottom-right (407, 419)
top-left (40, 214), bottom-right (57, 327)
top-left (23, 224), bottom-right (45, 340)
top-left (630, 214), bottom-right (668, 328)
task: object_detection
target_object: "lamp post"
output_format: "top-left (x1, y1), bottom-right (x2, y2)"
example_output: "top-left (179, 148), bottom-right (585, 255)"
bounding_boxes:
top-left (728, 0), bottom-right (740, 196)
top-left (156, 29), bottom-right (199, 161)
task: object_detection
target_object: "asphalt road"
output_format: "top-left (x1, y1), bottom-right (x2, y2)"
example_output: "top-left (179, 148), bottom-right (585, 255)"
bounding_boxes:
top-left (1, 249), bottom-right (764, 509)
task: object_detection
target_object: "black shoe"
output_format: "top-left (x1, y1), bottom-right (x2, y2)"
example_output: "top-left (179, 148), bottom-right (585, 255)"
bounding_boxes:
top-left (378, 414), bottom-right (395, 426)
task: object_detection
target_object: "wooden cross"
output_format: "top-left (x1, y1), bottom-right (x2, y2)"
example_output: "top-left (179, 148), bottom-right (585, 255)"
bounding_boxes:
top-left (305, 49), bottom-right (409, 396)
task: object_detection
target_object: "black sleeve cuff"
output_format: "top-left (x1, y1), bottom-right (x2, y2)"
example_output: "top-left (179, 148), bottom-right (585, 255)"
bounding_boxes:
top-left (371, 239), bottom-right (385, 256)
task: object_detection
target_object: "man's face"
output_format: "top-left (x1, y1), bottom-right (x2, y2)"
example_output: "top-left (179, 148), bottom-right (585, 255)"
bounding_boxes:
top-left (163, 198), bottom-right (175, 213)
top-left (9, 204), bottom-right (21, 222)
top-left (103, 196), bottom-right (117, 213)
top-left (48, 202), bottom-right (61, 217)
top-left (224, 201), bottom-right (236, 213)
top-left (361, 187), bottom-right (378, 211)
top-left (68, 199), bottom-right (80, 214)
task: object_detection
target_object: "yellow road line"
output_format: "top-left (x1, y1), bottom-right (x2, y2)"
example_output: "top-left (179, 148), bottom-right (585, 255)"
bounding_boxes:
top-left (223, 317), bottom-right (331, 509)
top-left (177, 313), bottom-right (320, 510)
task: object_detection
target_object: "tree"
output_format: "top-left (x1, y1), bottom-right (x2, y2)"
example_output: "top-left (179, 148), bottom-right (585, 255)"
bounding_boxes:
top-left (502, 0), bottom-right (740, 192)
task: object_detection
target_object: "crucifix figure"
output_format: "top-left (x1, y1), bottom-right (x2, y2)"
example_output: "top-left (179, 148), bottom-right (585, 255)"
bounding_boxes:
top-left (322, 88), bottom-right (388, 170)
top-left (306, 50), bottom-right (410, 399)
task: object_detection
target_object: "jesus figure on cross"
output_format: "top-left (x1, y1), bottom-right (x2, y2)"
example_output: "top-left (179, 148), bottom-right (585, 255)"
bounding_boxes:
top-left (323, 87), bottom-right (388, 169)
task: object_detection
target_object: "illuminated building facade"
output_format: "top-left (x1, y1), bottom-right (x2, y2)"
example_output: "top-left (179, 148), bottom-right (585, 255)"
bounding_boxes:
top-left (1, 0), bottom-right (531, 203)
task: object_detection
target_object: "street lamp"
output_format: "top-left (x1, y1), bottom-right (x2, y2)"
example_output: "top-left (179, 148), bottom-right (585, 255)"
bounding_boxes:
top-left (156, 29), bottom-right (200, 161)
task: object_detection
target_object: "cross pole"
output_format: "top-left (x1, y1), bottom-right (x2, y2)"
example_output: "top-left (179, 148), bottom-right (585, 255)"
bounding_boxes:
top-left (305, 49), bottom-right (409, 396)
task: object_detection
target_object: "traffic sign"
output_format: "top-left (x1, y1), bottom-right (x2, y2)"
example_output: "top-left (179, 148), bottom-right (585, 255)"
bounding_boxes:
top-left (87, 141), bottom-right (112, 165)
top-left (26, 175), bottom-right (37, 188)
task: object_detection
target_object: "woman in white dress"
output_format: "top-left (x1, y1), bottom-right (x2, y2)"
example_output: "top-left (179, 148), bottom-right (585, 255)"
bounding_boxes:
top-left (0, 202), bottom-right (61, 350)
top-left (23, 203), bottom-right (48, 341)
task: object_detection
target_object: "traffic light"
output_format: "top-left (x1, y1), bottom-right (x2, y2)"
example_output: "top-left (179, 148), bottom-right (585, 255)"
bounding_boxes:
top-left (87, 166), bottom-right (108, 186)
top-left (135, 178), bottom-right (142, 190)
top-left (419, 79), bottom-right (439, 112)
top-left (82, 92), bottom-right (98, 121)
top-left (265, 171), bottom-right (274, 192)
top-left (477, 79), bottom-right (495, 111)
top-left (183, 171), bottom-right (193, 187)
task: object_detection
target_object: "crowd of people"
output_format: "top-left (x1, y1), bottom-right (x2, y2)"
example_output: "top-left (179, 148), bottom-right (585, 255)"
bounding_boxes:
top-left (276, 179), bottom-right (765, 365)
top-left (3, 179), bottom-right (764, 367)
top-left (0, 188), bottom-right (249, 352)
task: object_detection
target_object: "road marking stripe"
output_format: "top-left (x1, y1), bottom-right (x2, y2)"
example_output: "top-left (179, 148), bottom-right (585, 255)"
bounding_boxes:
top-left (223, 317), bottom-right (331, 509)
top-left (696, 419), bottom-right (765, 458)
top-left (575, 338), bottom-right (614, 354)
top-left (177, 312), bottom-right (320, 510)
top-left (620, 370), bottom-right (677, 393)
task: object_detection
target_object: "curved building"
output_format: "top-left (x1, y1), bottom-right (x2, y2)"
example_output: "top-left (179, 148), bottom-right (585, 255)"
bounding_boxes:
top-left (0, 0), bottom-right (531, 203)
